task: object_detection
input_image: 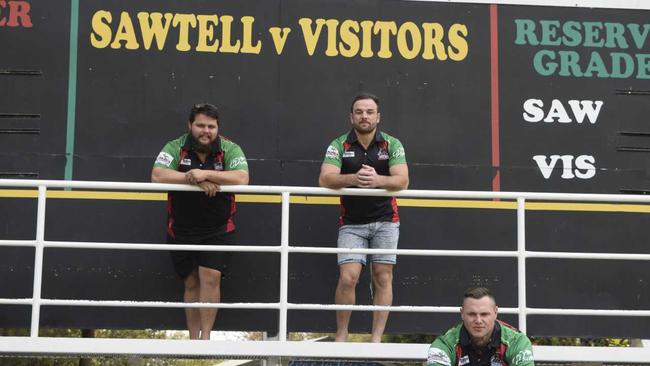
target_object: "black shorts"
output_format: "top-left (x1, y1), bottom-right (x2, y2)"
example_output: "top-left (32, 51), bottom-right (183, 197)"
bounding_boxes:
top-left (168, 230), bottom-right (234, 279)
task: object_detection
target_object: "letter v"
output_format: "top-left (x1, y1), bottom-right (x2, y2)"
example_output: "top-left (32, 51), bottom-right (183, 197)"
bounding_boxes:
top-left (269, 27), bottom-right (291, 55)
top-left (532, 155), bottom-right (561, 179)
top-left (298, 18), bottom-right (325, 56)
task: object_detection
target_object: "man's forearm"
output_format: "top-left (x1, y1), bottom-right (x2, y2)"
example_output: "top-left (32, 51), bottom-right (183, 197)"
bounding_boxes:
top-left (204, 170), bottom-right (249, 185)
top-left (378, 174), bottom-right (409, 191)
top-left (319, 173), bottom-right (354, 189)
top-left (151, 167), bottom-right (186, 184)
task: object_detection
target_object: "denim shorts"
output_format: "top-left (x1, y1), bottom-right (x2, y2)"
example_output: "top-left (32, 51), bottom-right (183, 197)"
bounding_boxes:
top-left (337, 221), bottom-right (400, 265)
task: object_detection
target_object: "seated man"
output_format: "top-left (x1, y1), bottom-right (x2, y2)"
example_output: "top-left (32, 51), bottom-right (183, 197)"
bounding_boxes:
top-left (427, 287), bottom-right (534, 366)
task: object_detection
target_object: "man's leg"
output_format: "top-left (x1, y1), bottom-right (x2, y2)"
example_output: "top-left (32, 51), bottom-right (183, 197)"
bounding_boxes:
top-left (183, 268), bottom-right (201, 340)
top-left (370, 262), bottom-right (393, 343)
top-left (198, 265), bottom-right (222, 340)
top-left (335, 262), bottom-right (363, 342)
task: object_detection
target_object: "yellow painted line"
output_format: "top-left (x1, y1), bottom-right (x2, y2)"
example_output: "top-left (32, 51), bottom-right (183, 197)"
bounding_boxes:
top-left (2, 189), bottom-right (650, 213)
top-left (396, 198), bottom-right (516, 209)
top-left (238, 194), bottom-right (281, 203)
top-left (526, 202), bottom-right (650, 213)
top-left (0, 189), bottom-right (38, 198)
top-left (0, 189), bottom-right (165, 201)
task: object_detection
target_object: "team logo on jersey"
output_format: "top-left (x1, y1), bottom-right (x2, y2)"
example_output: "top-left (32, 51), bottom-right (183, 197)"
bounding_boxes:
top-left (513, 350), bottom-right (533, 365)
top-left (377, 149), bottom-right (389, 160)
top-left (427, 348), bottom-right (451, 366)
top-left (343, 151), bottom-right (355, 158)
top-left (180, 158), bottom-right (192, 166)
top-left (214, 162), bottom-right (223, 171)
top-left (490, 355), bottom-right (505, 366)
top-left (229, 157), bottom-right (248, 170)
top-left (458, 355), bottom-right (470, 365)
top-left (155, 152), bottom-right (173, 167)
top-left (325, 145), bottom-right (339, 159)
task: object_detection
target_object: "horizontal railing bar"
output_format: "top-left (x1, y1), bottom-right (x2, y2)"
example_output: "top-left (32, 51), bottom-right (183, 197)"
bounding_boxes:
top-left (38, 299), bottom-right (280, 309)
top-left (42, 241), bottom-right (281, 252)
top-left (287, 304), bottom-right (513, 313)
top-left (0, 338), bottom-right (429, 360)
top-left (1, 338), bottom-right (649, 362)
top-left (6, 298), bottom-right (650, 316)
top-left (5, 239), bottom-right (650, 261)
top-left (526, 308), bottom-right (650, 316)
top-left (3, 179), bottom-right (650, 202)
top-left (290, 246), bottom-right (519, 257)
top-left (0, 239), bottom-right (37, 247)
top-left (6, 239), bottom-right (650, 261)
top-left (527, 251), bottom-right (650, 260)
top-left (0, 298), bottom-right (34, 305)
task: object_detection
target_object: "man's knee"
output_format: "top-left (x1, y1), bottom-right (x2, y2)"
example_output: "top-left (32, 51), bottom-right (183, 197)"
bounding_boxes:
top-left (338, 267), bottom-right (361, 289)
top-left (372, 265), bottom-right (393, 289)
top-left (198, 266), bottom-right (222, 287)
top-left (184, 270), bottom-right (200, 290)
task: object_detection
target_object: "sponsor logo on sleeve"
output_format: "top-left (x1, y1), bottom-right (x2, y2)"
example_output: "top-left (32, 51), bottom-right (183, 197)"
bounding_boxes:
top-left (391, 147), bottom-right (405, 159)
top-left (427, 347), bottom-right (451, 366)
top-left (513, 350), bottom-right (533, 365)
top-left (155, 152), bottom-right (174, 167)
top-left (325, 145), bottom-right (339, 159)
top-left (229, 156), bottom-right (248, 170)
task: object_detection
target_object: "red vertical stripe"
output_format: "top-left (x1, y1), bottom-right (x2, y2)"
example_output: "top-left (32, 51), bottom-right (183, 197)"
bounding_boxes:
top-left (391, 196), bottom-right (399, 223)
top-left (490, 4), bottom-right (501, 192)
top-left (227, 194), bottom-right (236, 232)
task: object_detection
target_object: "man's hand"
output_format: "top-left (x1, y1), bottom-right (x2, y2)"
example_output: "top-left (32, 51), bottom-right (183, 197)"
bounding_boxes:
top-left (356, 164), bottom-right (384, 188)
top-left (197, 181), bottom-right (220, 197)
top-left (185, 169), bottom-right (208, 185)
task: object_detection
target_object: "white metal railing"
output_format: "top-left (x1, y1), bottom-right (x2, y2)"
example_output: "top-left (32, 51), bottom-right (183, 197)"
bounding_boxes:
top-left (1, 179), bottom-right (650, 362)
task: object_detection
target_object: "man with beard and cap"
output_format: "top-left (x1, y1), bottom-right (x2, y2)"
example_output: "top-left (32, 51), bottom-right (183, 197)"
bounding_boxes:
top-left (319, 92), bottom-right (409, 342)
top-left (152, 103), bottom-right (249, 340)
top-left (427, 287), bottom-right (534, 366)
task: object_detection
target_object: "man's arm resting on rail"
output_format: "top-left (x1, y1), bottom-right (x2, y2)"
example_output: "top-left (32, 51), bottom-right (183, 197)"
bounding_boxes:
top-left (151, 167), bottom-right (187, 184)
top-left (319, 163), bottom-right (359, 189)
top-left (185, 169), bottom-right (249, 186)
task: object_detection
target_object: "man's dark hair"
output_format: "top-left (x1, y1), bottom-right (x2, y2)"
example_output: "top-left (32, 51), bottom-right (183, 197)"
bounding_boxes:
top-left (350, 92), bottom-right (380, 112)
top-left (464, 287), bottom-right (496, 304)
top-left (189, 103), bottom-right (220, 124)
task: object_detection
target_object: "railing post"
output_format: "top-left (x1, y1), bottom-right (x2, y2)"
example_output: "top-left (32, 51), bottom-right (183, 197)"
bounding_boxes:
top-left (516, 197), bottom-right (527, 333)
top-left (30, 185), bottom-right (47, 337)
top-left (278, 192), bottom-right (290, 341)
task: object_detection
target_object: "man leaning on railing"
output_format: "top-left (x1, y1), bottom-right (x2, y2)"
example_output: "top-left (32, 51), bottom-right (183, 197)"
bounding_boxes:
top-left (151, 102), bottom-right (249, 340)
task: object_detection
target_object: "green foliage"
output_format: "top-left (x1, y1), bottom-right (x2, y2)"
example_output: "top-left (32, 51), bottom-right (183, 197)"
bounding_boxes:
top-left (383, 334), bottom-right (436, 344)
top-left (530, 336), bottom-right (630, 347)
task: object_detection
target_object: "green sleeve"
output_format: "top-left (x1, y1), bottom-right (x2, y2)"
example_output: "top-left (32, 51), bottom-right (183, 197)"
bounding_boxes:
top-left (387, 137), bottom-right (406, 167)
top-left (506, 334), bottom-right (535, 366)
top-left (322, 139), bottom-right (343, 168)
top-left (153, 141), bottom-right (180, 170)
top-left (427, 338), bottom-right (455, 366)
top-left (224, 143), bottom-right (249, 171)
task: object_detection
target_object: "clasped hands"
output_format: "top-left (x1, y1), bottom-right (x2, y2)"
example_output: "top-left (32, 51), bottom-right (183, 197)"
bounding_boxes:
top-left (353, 164), bottom-right (383, 188)
top-left (185, 169), bottom-right (220, 197)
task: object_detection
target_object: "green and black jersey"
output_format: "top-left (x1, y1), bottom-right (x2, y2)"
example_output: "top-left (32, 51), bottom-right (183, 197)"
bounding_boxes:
top-left (322, 129), bottom-right (406, 225)
top-left (427, 321), bottom-right (534, 366)
top-left (154, 133), bottom-right (248, 238)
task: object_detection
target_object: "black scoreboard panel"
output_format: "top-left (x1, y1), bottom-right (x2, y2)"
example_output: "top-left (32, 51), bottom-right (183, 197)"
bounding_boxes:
top-left (1, 0), bottom-right (650, 338)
